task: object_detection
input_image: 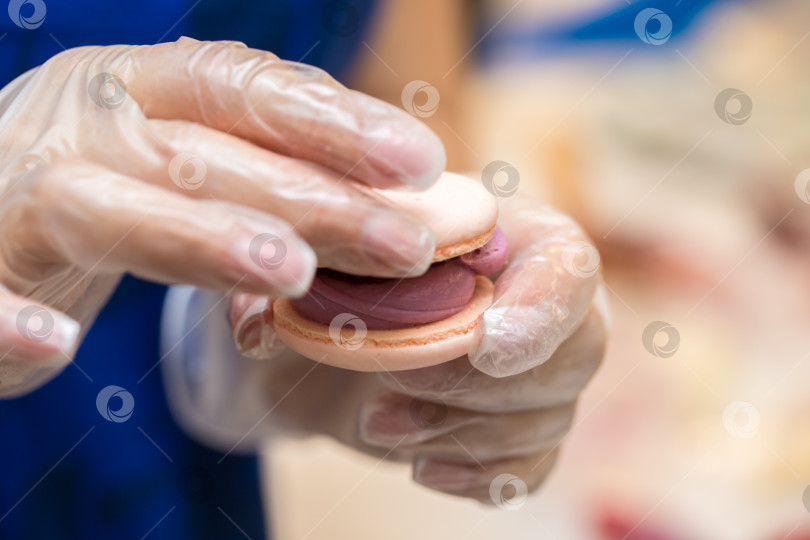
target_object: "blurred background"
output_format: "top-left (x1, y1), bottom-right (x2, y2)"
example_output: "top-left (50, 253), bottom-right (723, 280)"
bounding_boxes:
top-left (263, 0), bottom-right (810, 538)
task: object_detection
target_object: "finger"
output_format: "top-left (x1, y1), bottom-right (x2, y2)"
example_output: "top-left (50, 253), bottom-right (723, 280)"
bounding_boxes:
top-left (358, 392), bottom-right (575, 462)
top-left (228, 294), bottom-right (286, 359)
top-left (378, 305), bottom-right (607, 413)
top-left (122, 119), bottom-right (435, 277)
top-left (413, 449), bottom-right (559, 503)
top-left (123, 38), bottom-right (446, 190)
top-left (0, 292), bottom-right (79, 397)
top-left (469, 204), bottom-right (601, 378)
top-left (4, 159), bottom-right (315, 297)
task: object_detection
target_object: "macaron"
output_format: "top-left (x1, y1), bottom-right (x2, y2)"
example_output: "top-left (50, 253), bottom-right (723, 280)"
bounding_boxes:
top-left (272, 172), bottom-right (508, 371)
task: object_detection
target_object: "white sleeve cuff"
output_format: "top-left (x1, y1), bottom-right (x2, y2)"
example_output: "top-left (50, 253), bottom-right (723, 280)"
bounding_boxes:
top-left (160, 286), bottom-right (271, 454)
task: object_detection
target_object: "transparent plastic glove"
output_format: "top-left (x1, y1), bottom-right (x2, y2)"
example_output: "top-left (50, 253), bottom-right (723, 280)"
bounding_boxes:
top-left (0, 37), bottom-right (444, 397)
top-left (223, 297), bottom-right (606, 502)
top-left (362, 299), bottom-right (607, 502)
top-left (228, 201), bottom-right (607, 502)
top-left (469, 201), bottom-right (602, 377)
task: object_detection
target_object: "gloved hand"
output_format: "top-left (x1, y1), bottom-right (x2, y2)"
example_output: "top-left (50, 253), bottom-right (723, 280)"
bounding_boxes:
top-left (0, 37), bottom-right (445, 397)
top-left (229, 201), bottom-right (608, 502)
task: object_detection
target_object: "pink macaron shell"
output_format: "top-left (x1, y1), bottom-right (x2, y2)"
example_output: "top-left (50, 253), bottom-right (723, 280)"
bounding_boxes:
top-left (272, 276), bottom-right (495, 371)
top-left (378, 172), bottom-right (498, 258)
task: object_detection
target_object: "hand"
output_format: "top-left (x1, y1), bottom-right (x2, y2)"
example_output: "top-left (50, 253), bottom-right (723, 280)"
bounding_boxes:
top-left (230, 202), bottom-right (607, 502)
top-left (0, 37), bottom-right (444, 396)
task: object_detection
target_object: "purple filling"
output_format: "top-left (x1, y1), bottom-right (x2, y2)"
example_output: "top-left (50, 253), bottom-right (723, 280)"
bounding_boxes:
top-left (292, 226), bottom-right (509, 330)
top-left (460, 226), bottom-right (508, 276)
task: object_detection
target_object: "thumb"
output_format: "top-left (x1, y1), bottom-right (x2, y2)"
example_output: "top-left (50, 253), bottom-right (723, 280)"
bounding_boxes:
top-left (468, 205), bottom-right (600, 378)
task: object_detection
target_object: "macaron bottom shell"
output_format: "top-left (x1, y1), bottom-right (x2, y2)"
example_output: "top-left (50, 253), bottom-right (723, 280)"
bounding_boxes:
top-left (272, 276), bottom-right (495, 371)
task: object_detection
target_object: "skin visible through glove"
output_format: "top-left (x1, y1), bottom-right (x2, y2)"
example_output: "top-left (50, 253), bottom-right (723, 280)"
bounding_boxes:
top-left (292, 227), bottom-right (508, 329)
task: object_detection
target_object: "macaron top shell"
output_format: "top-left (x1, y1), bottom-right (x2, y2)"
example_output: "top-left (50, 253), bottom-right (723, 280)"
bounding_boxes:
top-left (378, 172), bottom-right (499, 262)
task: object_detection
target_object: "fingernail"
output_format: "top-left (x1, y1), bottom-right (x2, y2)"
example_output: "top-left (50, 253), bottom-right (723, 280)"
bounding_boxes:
top-left (239, 320), bottom-right (262, 352)
top-left (241, 323), bottom-right (286, 360)
top-left (369, 127), bottom-right (446, 190)
top-left (469, 306), bottom-right (550, 378)
top-left (231, 228), bottom-right (316, 297)
top-left (358, 398), bottom-right (421, 445)
top-left (359, 395), bottom-right (472, 446)
top-left (53, 316), bottom-right (81, 361)
top-left (12, 309), bottom-right (80, 367)
top-left (358, 396), bottom-right (448, 445)
top-left (232, 297), bottom-right (268, 353)
top-left (413, 458), bottom-right (477, 490)
top-left (361, 210), bottom-right (435, 277)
